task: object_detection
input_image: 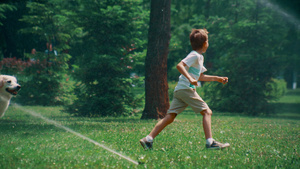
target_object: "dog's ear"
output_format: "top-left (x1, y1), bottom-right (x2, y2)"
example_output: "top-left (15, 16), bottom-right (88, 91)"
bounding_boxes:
top-left (0, 76), bottom-right (3, 88)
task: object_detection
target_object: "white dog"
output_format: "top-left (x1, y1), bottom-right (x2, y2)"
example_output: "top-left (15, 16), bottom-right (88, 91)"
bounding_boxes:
top-left (0, 75), bottom-right (21, 117)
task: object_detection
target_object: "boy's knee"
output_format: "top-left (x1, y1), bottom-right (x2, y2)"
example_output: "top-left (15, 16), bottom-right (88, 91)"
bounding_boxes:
top-left (165, 113), bottom-right (177, 124)
top-left (201, 109), bottom-right (212, 116)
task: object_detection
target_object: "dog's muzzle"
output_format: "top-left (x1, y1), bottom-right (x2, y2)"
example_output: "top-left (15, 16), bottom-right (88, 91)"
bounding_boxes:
top-left (6, 85), bottom-right (21, 95)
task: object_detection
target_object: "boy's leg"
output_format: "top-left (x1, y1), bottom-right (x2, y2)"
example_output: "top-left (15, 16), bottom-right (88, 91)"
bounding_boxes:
top-left (149, 113), bottom-right (177, 139)
top-left (179, 90), bottom-right (230, 149)
top-left (200, 109), bottom-right (213, 139)
top-left (140, 90), bottom-right (187, 150)
top-left (201, 109), bottom-right (230, 149)
top-left (140, 113), bottom-right (177, 150)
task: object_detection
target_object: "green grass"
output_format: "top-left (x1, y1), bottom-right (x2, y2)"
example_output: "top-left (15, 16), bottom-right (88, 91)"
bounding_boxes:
top-left (0, 90), bottom-right (299, 168)
top-left (270, 89), bottom-right (300, 120)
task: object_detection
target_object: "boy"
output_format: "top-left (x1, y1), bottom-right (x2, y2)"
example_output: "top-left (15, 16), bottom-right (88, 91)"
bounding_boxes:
top-left (140, 29), bottom-right (230, 150)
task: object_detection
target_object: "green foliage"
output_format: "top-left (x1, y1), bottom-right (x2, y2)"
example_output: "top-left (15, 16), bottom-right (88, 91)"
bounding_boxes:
top-left (19, 0), bottom-right (78, 53)
top-left (204, 16), bottom-right (286, 115)
top-left (265, 78), bottom-right (287, 101)
top-left (0, 3), bottom-right (16, 26)
top-left (1, 0), bottom-right (148, 115)
top-left (14, 0), bottom-right (77, 106)
top-left (56, 76), bottom-right (77, 106)
top-left (0, 57), bottom-right (31, 75)
top-left (202, 76), bottom-right (287, 115)
top-left (15, 55), bottom-right (65, 105)
top-left (17, 75), bottom-right (62, 106)
top-left (66, 0), bottom-right (148, 117)
top-left (0, 57), bottom-right (75, 106)
top-left (0, 0), bottom-right (298, 117)
top-left (201, 55), bottom-right (268, 115)
top-left (168, 0), bottom-right (296, 115)
top-left (67, 54), bottom-right (137, 116)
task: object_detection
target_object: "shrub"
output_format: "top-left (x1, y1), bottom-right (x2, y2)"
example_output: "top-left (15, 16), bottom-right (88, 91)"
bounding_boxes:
top-left (14, 58), bottom-right (64, 105)
top-left (200, 45), bottom-right (284, 115)
top-left (5, 50), bottom-right (71, 106)
top-left (66, 54), bottom-right (142, 117)
top-left (65, 0), bottom-right (148, 117)
top-left (202, 77), bottom-right (287, 115)
top-left (0, 57), bottom-right (75, 106)
top-left (0, 57), bottom-right (31, 75)
top-left (265, 78), bottom-right (287, 101)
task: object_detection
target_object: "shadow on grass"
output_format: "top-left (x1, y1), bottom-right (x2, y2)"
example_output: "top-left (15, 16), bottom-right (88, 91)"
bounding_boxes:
top-left (284, 89), bottom-right (300, 96)
top-left (267, 89), bottom-right (300, 120)
top-left (269, 102), bottom-right (300, 120)
top-left (42, 116), bottom-right (146, 124)
top-left (0, 122), bottom-right (61, 136)
top-left (212, 104), bottom-right (300, 120)
top-left (0, 118), bottom-right (110, 136)
top-left (9, 104), bottom-right (145, 124)
top-left (213, 89), bottom-right (300, 120)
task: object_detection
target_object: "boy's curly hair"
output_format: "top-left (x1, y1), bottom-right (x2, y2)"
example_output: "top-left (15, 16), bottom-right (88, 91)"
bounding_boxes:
top-left (189, 29), bottom-right (209, 51)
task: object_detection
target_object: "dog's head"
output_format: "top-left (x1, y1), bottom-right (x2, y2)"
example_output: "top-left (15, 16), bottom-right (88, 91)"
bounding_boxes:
top-left (0, 75), bottom-right (21, 97)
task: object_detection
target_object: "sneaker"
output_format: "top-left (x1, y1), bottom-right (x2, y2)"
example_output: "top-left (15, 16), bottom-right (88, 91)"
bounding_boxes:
top-left (206, 140), bottom-right (230, 150)
top-left (140, 137), bottom-right (153, 150)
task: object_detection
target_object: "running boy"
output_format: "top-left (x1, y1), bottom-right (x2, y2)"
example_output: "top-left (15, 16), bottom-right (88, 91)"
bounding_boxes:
top-left (140, 29), bottom-right (230, 150)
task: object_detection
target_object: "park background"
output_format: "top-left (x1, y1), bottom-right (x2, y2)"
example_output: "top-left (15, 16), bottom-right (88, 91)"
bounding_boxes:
top-left (0, 0), bottom-right (299, 168)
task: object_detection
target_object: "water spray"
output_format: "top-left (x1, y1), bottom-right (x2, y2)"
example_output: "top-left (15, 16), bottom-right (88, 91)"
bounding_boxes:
top-left (259, 0), bottom-right (300, 30)
top-left (13, 103), bottom-right (139, 165)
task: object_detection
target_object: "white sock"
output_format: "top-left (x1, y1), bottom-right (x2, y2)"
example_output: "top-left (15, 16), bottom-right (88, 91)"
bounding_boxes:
top-left (146, 135), bottom-right (153, 142)
top-left (206, 138), bottom-right (214, 145)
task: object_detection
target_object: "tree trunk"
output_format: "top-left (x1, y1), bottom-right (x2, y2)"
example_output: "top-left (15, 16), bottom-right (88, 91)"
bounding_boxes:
top-left (141, 0), bottom-right (171, 119)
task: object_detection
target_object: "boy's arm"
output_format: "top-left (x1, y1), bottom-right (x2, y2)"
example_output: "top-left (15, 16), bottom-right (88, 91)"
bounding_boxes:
top-left (176, 61), bottom-right (198, 86)
top-left (198, 73), bottom-right (228, 84)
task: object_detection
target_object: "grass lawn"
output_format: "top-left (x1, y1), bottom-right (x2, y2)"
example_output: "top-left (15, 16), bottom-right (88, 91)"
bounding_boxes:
top-left (0, 90), bottom-right (299, 168)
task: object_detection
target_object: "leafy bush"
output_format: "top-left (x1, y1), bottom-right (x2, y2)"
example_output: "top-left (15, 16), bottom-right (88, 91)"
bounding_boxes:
top-left (195, 14), bottom-right (287, 116)
top-left (15, 56), bottom-right (68, 105)
top-left (0, 56), bottom-right (75, 106)
top-left (13, 0), bottom-right (75, 106)
top-left (265, 78), bottom-right (287, 101)
top-left (202, 77), bottom-right (287, 115)
top-left (65, 0), bottom-right (148, 117)
top-left (66, 54), bottom-right (141, 117)
top-left (53, 74), bottom-right (77, 106)
top-left (0, 57), bottom-right (31, 75)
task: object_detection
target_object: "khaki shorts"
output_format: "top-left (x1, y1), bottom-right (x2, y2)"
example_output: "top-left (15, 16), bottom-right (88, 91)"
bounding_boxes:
top-left (167, 89), bottom-right (209, 114)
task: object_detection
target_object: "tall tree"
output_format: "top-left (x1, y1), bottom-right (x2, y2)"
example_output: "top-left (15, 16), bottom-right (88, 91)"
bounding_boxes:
top-left (18, 0), bottom-right (75, 105)
top-left (141, 0), bottom-right (171, 119)
top-left (67, 0), bottom-right (148, 116)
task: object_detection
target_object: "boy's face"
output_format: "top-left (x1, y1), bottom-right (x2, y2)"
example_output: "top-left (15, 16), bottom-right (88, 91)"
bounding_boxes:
top-left (202, 40), bottom-right (209, 53)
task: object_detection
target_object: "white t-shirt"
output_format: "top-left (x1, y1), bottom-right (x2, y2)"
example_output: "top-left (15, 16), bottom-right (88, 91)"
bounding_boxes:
top-left (174, 51), bottom-right (207, 91)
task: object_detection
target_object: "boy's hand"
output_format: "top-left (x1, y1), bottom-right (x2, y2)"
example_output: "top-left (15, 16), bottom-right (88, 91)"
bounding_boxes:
top-left (217, 77), bottom-right (228, 84)
top-left (189, 78), bottom-right (198, 86)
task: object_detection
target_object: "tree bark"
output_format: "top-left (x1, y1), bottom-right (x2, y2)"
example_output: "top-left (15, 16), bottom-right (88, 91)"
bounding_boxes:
top-left (141, 0), bottom-right (171, 119)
